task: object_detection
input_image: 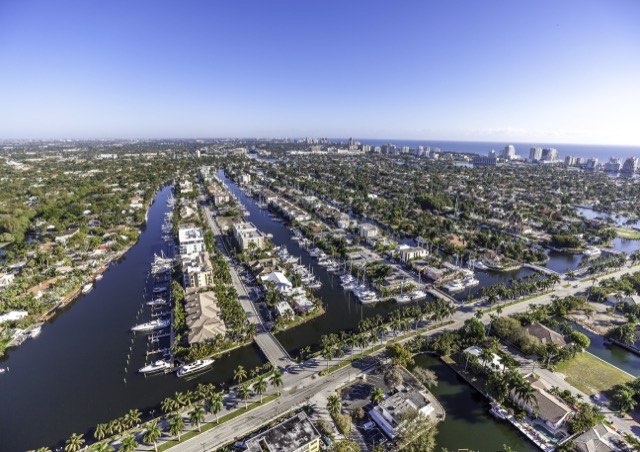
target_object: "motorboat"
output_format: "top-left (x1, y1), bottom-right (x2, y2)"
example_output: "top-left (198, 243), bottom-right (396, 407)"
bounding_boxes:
top-left (131, 318), bottom-right (170, 332)
top-left (152, 286), bottom-right (168, 294)
top-left (443, 280), bottom-right (465, 292)
top-left (82, 283), bottom-right (93, 294)
top-left (29, 325), bottom-right (42, 338)
top-left (147, 298), bottom-right (168, 307)
top-left (474, 260), bottom-right (489, 270)
top-left (95, 274), bottom-right (103, 281)
top-left (177, 359), bottom-right (215, 377)
top-left (461, 277), bottom-right (480, 288)
top-left (583, 247), bottom-right (601, 258)
top-left (139, 360), bottom-right (171, 374)
top-left (410, 290), bottom-right (427, 301)
top-left (396, 294), bottom-right (412, 303)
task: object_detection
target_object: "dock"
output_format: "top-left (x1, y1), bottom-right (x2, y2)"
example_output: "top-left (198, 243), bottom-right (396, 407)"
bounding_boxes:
top-left (428, 287), bottom-right (458, 304)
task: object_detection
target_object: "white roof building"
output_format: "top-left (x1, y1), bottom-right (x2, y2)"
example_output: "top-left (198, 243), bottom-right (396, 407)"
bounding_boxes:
top-left (275, 301), bottom-right (294, 318)
top-left (261, 272), bottom-right (293, 292)
top-left (369, 386), bottom-right (434, 439)
top-left (0, 310), bottom-right (28, 324)
top-left (178, 225), bottom-right (206, 256)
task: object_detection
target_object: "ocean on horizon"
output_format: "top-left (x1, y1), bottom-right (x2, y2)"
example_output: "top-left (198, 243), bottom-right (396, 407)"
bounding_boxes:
top-left (332, 138), bottom-right (639, 161)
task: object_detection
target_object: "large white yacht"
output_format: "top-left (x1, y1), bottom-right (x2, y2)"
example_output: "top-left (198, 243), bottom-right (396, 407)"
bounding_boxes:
top-left (461, 276), bottom-right (480, 288)
top-left (147, 298), bottom-right (168, 307)
top-left (131, 318), bottom-right (170, 332)
top-left (177, 359), bottom-right (215, 377)
top-left (443, 280), bottom-right (465, 292)
top-left (410, 290), bottom-right (428, 301)
top-left (82, 283), bottom-right (93, 294)
top-left (138, 360), bottom-right (171, 374)
top-left (474, 260), bottom-right (489, 270)
top-left (583, 247), bottom-right (601, 258)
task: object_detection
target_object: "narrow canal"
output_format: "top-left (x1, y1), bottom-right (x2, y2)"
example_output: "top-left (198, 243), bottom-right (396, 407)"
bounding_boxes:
top-left (411, 354), bottom-right (537, 451)
top-left (0, 186), bottom-right (265, 452)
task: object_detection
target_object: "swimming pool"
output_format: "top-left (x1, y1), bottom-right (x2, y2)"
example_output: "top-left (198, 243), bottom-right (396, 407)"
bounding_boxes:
top-left (532, 423), bottom-right (566, 443)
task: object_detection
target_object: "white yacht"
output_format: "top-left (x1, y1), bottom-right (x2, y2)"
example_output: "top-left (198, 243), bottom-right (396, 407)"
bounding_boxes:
top-left (147, 298), bottom-right (168, 307)
top-left (474, 260), bottom-right (489, 270)
top-left (152, 286), bottom-right (168, 294)
top-left (396, 294), bottom-right (412, 303)
top-left (461, 277), bottom-right (480, 288)
top-left (81, 283), bottom-right (93, 294)
top-left (131, 318), bottom-right (170, 332)
top-left (139, 360), bottom-right (171, 374)
top-left (583, 247), bottom-right (601, 258)
top-left (410, 290), bottom-right (427, 301)
top-left (177, 359), bottom-right (215, 377)
top-left (95, 274), bottom-right (103, 281)
top-left (29, 325), bottom-right (42, 338)
top-left (443, 280), bottom-right (465, 292)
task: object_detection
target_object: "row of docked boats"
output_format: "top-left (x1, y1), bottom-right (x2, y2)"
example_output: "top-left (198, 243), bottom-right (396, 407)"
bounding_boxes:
top-left (339, 274), bottom-right (379, 304)
top-left (395, 290), bottom-right (428, 303)
top-left (275, 246), bottom-right (322, 289)
top-left (443, 276), bottom-right (480, 292)
top-left (138, 358), bottom-right (215, 377)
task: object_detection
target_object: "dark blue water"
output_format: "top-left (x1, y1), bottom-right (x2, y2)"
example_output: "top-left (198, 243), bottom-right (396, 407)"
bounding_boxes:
top-left (337, 138), bottom-right (640, 161)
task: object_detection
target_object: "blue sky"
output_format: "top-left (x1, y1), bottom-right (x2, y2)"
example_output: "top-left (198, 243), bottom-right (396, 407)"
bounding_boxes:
top-left (1, 0), bottom-right (639, 145)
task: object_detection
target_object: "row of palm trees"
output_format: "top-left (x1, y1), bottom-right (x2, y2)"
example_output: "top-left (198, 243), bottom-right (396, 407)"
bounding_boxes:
top-left (479, 273), bottom-right (560, 305)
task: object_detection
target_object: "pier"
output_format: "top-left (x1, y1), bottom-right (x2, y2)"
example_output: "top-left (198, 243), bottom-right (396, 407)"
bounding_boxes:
top-left (428, 287), bottom-right (458, 304)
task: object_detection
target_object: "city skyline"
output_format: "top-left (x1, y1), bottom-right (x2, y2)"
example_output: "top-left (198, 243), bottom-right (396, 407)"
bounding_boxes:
top-left (1, 0), bottom-right (639, 145)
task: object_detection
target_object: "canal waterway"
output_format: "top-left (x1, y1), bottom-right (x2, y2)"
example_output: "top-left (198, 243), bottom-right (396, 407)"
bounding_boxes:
top-left (569, 322), bottom-right (640, 376)
top-left (411, 354), bottom-right (537, 451)
top-left (0, 186), bottom-right (265, 452)
top-left (218, 172), bottom-right (429, 357)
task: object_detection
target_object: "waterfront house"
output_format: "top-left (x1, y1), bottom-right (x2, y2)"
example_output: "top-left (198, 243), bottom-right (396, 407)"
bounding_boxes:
top-left (0, 310), bottom-right (28, 324)
top-left (261, 271), bottom-right (293, 293)
top-left (463, 346), bottom-right (506, 372)
top-left (129, 196), bottom-right (144, 209)
top-left (512, 374), bottom-right (573, 430)
top-left (291, 292), bottom-right (314, 314)
top-left (275, 301), bottom-right (295, 318)
top-left (398, 246), bottom-right (428, 263)
top-left (358, 223), bottom-right (379, 241)
top-left (420, 265), bottom-right (447, 283)
top-left (573, 423), bottom-right (621, 452)
top-left (184, 291), bottom-right (227, 344)
top-left (232, 221), bottom-right (265, 251)
top-left (245, 411), bottom-right (321, 452)
top-left (523, 322), bottom-right (567, 347)
top-left (178, 225), bottom-right (206, 255)
top-left (181, 253), bottom-right (214, 290)
top-left (369, 386), bottom-right (434, 439)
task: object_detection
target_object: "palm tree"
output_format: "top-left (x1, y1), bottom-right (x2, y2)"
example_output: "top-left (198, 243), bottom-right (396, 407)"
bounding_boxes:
top-left (34, 448), bottom-right (52, 452)
top-left (322, 346), bottom-right (334, 371)
top-left (90, 443), bottom-right (114, 452)
top-left (119, 434), bottom-right (138, 452)
top-left (327, 394), bottom-right (342, 416)
top-left (189, 404), bottom-right (206, 432)
top-left (253, 376), bottom-right (268, 403)
top-left (64, 433), bottom-right (85, 452)
top-left (208, 392), bottom-right (224, 424)
top-left (234, 365), bottom-right (247, 385)
top-left (238, 384), bottom-right (251, 409)
top-left (479, 347), bottom-right (494, 370)
top-left (169, 416), bottom-right (185, 442)
top-left (143, 420), bottom-right (163, 452)
top-left (270, 370), bottom-right (284, 396)
top-left (162, 396), bottom-right (179, 414)
top-left (94, 423), bottom-right (108, 441)
top-left (124, 408), bottom-right (141, 429)
top-left (371, 387), bottom-right (385, 405)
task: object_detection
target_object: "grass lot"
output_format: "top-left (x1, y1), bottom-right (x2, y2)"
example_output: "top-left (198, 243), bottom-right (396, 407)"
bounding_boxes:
top-left (555, 352), bottom-right (632, 395)
top-left (614, 227), bottom-right (640, 240)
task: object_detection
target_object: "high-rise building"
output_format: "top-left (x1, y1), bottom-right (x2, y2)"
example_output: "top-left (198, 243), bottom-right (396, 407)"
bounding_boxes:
top-left (565, 156), bottom-right (578, 166)
top-left (604, 158), bottom-right (622, 172)
top-left (529, 147), bottom-right (542, 162)
top-left (622, 157), bottom-right (638, 174)
top-left (500, 145), bottom-right (516, 159)
top-left (541, 148), bottom-right (558, 161)
top-left (585, 158), bottom-right (598, 170)
top-left (488, 149), bottom-right (497, 158)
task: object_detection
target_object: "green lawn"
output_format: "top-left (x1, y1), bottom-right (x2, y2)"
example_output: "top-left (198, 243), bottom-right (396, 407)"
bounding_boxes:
top-left (614, 227), bottom-right (640, 240)
top-left (555, 352), bottom-right (632, 395)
